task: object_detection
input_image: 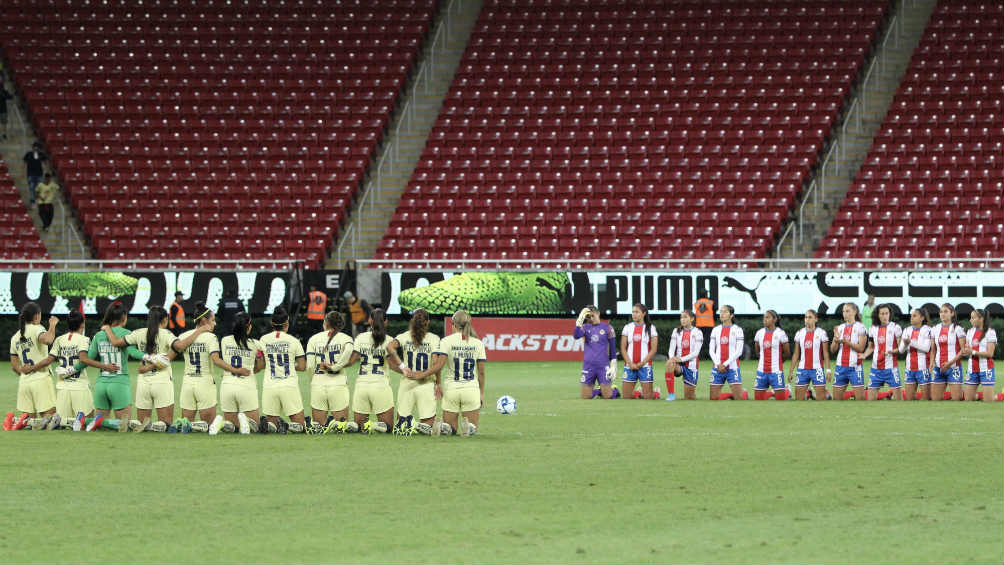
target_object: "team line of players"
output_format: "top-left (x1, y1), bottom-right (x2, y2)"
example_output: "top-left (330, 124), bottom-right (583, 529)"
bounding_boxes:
top-left (575, 302), bottom-right (997, 402)
top-left (6, 300), bottom-right (487, 436)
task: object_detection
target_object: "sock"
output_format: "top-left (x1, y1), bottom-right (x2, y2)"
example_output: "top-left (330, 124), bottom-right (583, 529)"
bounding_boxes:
top-left (632, 390), bottom-right (643, 399)
top-left (877, 390), bottom-right (893, 400)
top-left (774, 389), bottom-right (788, 400)
top-left (741, 390), bottom-right (749, 400)
top-left (665, 374), bottom-right (674, 396)
top-left (610, 387), bottom-right (621, 399)
top-left (996, 393), bottom-right (1004, 402)
top-left (102, 418), bottom-right (121, 430)
top-left (754, 390), bottom-right (764, 400)
top-left (976, 392), bottom-right (984, 400)
top-left (591, 388), bottom-right (600, 398)
top-left (901, 389), bottom-right (908, 400)
top-left (719, 392), bottom-right (733, 400)
top-left (916, 391), bottom-right (924, 400)
top-left (942, 390), bottom-right (953, 400)
top-left (842, 390), bottom-right (855, 400)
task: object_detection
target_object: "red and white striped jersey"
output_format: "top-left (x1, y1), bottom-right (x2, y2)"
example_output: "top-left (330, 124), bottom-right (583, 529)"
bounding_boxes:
top-left (834, 321), bottom-right (867, 367)
top-left (868, 323), bottom-right (903, 370)
top-left (754, 327), bottom-right (788, 373)
top-left (967, 327), bottom-right (997, 374)
top-left (794, 327), bottom-right (829, 370)
top-left (668, 327), bottom-right (702, 371)
top-left (622, 323), bottom-right (657, 366)
top-left (931, 323), bottom-right (966, 368)
top-left (710, 324), bottom-right (744, 370)
top-left (898, 325), bottom-right (932, 372)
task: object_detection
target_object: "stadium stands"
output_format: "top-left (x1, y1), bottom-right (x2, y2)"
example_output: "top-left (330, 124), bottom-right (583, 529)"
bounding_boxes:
top-left (818, 0), bottom-right (1003, 268)
top-left (0, 0), bottom-right (436, 268)
top-left (0, 161), bottom-right (49, 263)
top-left (377, 0), bottom-right (889, 267)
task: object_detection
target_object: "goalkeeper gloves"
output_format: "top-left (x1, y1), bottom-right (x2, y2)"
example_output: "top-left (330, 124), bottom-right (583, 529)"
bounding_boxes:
top-left (56, 366), bottom-right (76, 379)
top-left (605, 359), bottom-right (617, 382)
top-left (152, 354), bottom-right (171, 369)
top-left (576, 307), bottom-right (590, 326)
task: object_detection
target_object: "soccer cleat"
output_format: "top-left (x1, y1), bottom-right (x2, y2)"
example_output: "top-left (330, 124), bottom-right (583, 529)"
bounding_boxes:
top-left (632, 390), bottom-right (643, 399)
top-left (33, 416), bottom-right (51, 430)
top-left (996, 393), bottom-right (1004, 402)
top-left (86, 414), bottom-right (105, 432)
top-left (258, 416), bottom-right (269, 435)
top-left (183, 419), bottom-right (198, 433)
top-left (73, 412), bottom-right (86, 431)
top-left (590, 388), bottom-right (601, 399)
top-left (416, 422), bottom-right (434, 435)
top-left (460, 417), bottom-right (477, 437)
top-left (3, 412), bottom-right (14, 430)
top-left (362, 421), bottom-right (373, 435)
top-left (437, 421), bottom-right (453, 436)
top-left (740, 391), bottom-right (749, 400)
top-left (46, 414), bottom-right (62, 430)
top-left (323, 418), bottom-right (341, 435)
top-left (117, 417), bottom-right (129, 432)
top-left (247, 416), bottom-right (259, 433)
top-left (208, 415), bottom-right (224, 436)
top-left (150, 420), bottom-right (168, 432)
top-left (652, 389), bottom-right (661, 400)
top-left (12, 413), bottom-right (30, 430)
top-left (610, 386), bottom-right (621, 399)
top-left (345, 421), bottom-right (359, 433)
top-left (222, 421), bottom-right (235, 433)
top-left (276, 420), bottom-right (287, 435)
top-left (167, 423), bottom-right (180, 433)
top-left (306, 422), bottom-right (323, 435)
top-left (431, 418), bottom-right (443, 437)
top-left (132, 418), bottom-right (151, 433)
top-left (238, 413), bottom-right (250, 435)
top-left (265, 421), bottom-right (278, 433)
top-left (287, 421), bottom-right (304, 434)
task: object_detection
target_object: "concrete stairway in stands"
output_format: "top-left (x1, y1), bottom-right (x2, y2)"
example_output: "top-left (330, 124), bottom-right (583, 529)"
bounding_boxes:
top-left (328, 0), bottom-right (483, 268)
top-left (0, 76), bottom-right (91, 261)
top-left (776, 0), bottom-right (939, 259)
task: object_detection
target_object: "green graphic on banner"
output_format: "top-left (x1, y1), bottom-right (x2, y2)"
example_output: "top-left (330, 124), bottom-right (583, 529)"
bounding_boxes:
top-left (397, 273), bottom-right (570, 315)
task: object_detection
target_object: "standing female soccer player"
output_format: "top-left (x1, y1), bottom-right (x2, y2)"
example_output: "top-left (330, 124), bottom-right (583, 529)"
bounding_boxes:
top-left (620, 304), bottom-right (658, 399)
top-left (5, 302), bottom-right (58, 430)
top-left (429, 310), bottom-right (486, 437)
top-left (175, 303), bottom-right (242, 434)
top-left (864, 304), bottom-right (903, 401)
top-left (346, 308), bottom-right (395, 434)
top-left (574, 306), bottom-right (617, 399)
top-left (899, 308), bottom-right (932, 401)
top-left (306, 311), bottom-right (354, 434)
top-left (387, 308), bottom-right (442, 434)
top-left (258, 306), bottom-right (308, 433)
top-left (79, 302), bottom-right (145, 431)
top-left (929, 303), bottom-right (967, 402)
top-left (830, 303), bottom-right (868, 401)
top-left (753, 310), bottom-right (790, 400)
top-left (709, 305), bottom-right (746, 400)
top-left (789, 309), bottom-right (830, 400)
top-left (104, 306), bottom-right (207, 431)
top-left (48, 311), bottom-right (93, 428)
top-left (218, 313), bottom-right (265, 434)
top-left (666, 309), bottom-right (702, 400)
top-left (964, 309), bottom-right (996, 402)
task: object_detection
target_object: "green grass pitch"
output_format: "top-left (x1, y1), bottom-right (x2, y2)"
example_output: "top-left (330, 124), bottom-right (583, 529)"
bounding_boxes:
top-left (1, 360), bottom-right (1002, 564)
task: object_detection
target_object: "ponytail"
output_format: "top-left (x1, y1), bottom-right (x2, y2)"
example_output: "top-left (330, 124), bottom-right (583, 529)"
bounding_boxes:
top-left (66, 310), bottom-right (85, 333)
top-left (101, 301), bottom-right (128, 327)
top-left (972, 308), bottom-right (988, 331)
top-left (193, 301), bottom-right (212, 326)
top-left (233, 312), bottom-right (251, 350)
top-left (270, 307), bottom-right (289, 330)
top-left (369, 308), bottom-right (386, 345)
top-left (145, 306), bottom-right (168, 355)
top-left (452, 310), bottom-right (478, 339)
top-left (324, 311), bottom-right (344, 350)
top-left (18, 302), bottom-right (40, 344)
top-left (409, 308), bottom-right (429, 346)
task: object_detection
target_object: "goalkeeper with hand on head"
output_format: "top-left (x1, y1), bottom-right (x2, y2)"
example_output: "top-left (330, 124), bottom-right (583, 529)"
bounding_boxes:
top-left (574, 306), bottom-right (619, 399)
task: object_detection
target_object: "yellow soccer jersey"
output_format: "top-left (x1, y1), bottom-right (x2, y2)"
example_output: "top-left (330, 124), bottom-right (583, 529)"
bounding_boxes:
top-left (219, 335), bottom-right (264, 388)
top-left (259, 331), bottom-right (305, 389)
top-left (353, 331), bottom-right (392, 386)
top-left (50, 332), bottom-right (90, 391)
top-left (306, 330), bottom-right (354, 386)
top-left (440, 333), bottom-right (487, 391)
top-left (9, 324), bottom-right (51, 383)
top-left (125, 328), bottom-right (177, 384)
top-left (178, 328), bottom-right (221, 381)
top-left (393, 330), bottom-right (442, 383)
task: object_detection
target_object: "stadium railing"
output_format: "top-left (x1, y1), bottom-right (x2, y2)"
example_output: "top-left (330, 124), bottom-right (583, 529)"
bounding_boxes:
top-left (0, 259), bottom-right (303, 272)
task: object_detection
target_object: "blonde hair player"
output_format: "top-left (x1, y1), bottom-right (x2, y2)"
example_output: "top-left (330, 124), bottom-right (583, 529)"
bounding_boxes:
top-left (305, 311), bottom-right (355, 434)
top-left (345, 308), bottom-right (395, 434)
top-left (387, 308), bottom-right (443, 435)
top-left (421, 310), bottom-right (486, 437)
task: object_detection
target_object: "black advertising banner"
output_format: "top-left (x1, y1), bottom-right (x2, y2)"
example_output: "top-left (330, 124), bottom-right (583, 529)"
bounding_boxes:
top-left (382, 271), bottom-right (1004, 317)
top-left (0, 272), bottom-right (289, 315)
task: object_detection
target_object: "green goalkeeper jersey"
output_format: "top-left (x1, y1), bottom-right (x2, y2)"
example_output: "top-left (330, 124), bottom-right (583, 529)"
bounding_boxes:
top-left (83, 326), bottom-right (145, 384)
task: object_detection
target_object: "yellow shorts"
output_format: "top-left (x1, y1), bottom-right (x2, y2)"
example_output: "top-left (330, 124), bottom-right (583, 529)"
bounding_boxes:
top-left (442, 388), bottom-right (480, 414)
top-left (397, 380), bottom-right (437, 420)
top-left (352, 383), bottom-right (394, 416)
top-left (220, 384), bottom-right (259, 413)
top-left (135, 380), bottom-right (175, 410)
top-left (311, 384), bottom-right (349, 412)
top-left (56, 388), bottom-right (94, 420)
top-left (180, 380), bottom-right (218, 411)
top-left (17, 378), bottom-right (56, 414)
top-left (262, 387), bottom-right (303, 417)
